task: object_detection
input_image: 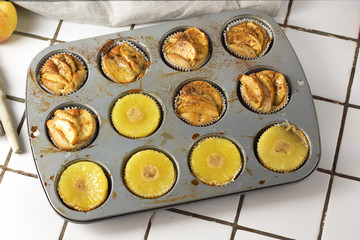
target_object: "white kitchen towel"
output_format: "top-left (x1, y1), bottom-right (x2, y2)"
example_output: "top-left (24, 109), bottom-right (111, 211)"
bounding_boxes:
top-left (14, 1), bottom-right (282, 27)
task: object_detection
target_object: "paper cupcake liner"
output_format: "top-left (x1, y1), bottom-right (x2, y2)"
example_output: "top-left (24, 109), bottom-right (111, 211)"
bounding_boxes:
top-left (256, 122), bottom-right (309, 173)
top-left (173, 81), bottom-right (227, 127)
top-left (100, 40), bottom-right (149, 83)
top-left (162, 29), bottom-right (211, 72)
top-left (223, 18), bottom-right (273, 60)
top-left (38, 51), bottom-right (88, 95)
top-left (189, 135), bottom-right (243, 186)
top-left (47, 106), bottom-right (98, 151)
top-left (111, 92), bottom-right (163, 139)
top-left (239, 71), bottom-right (290, 114)
top-left (123, 148), bottom-right (177, 199)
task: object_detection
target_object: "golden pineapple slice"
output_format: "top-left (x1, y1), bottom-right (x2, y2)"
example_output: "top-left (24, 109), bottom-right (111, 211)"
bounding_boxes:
top-left (57, 161), bottom-right (108, 212)
top-left (124, 150), bottom-right (176, 198)
top-left (257, 124), bottom-right (309, 172)
top-left (190, 137), bottom-right (242, 185)
top-left (111, 94), bottom-right (160, 138)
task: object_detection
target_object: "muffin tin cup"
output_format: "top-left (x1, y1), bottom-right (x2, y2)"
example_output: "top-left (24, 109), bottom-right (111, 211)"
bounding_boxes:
top-left (121, 146), bottom-right (178, 199)
top-left (55, 159), bottom-right (112, 212)
top-left (46, 103), bottom-right (99, 152)
top-left (222, 17), bottom-right (273, 60)
top-left (188, 134), bottom-right (245, 186)
top-left (173, 79), bottom-right (227, 127)
top-left (26, 9), bottom-right (320, 223)
top-left (100, 39), bottom-right (150, 84)
top-left (161, 27), bottom-right (212, 71)
top-left (38, 51), bottom-right (88, 95)
top-left (254, 121), bottom-right (310, 173)
top-left (238, 70), bottom-right (290, 114)
top-left (110, 91), bottom-right (164, 139)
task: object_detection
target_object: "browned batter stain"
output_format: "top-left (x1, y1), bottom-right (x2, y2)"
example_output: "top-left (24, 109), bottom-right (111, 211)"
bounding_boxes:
top-left (30, 126), bottom-right (38, 138)
top-left (160, 132), bottom-right (174, 146)
top-left (259, 180), bottom-right (265, 185)
top-left (218, 132), bottom-right (225, 135)
top-left (246, 167), bottom-right (253, 176)
top-left (84, 154), bottom-right (90, 158)
top-left (50, 175), bottom-right (54, 181)
top-left (191, 179), bottom-right (199, 186)
top-left (228, 97), bottom-right (239, 103)
top-left (112, 192), bottom-right (117, 199)
top-left (40, 147), bottom-right (63, 154)
top-left (100, 39), bottom-right (116, 54)
top-left (29, 69), bottom-right (36, 83)
top-left (192, 133), bottom-right (200, 140)
top-left (44, 182), bottom-right (48, 186)
top-left (86, 144), bottom-right (97, 149)
top-left (247, 136), bottom-right (255, 139)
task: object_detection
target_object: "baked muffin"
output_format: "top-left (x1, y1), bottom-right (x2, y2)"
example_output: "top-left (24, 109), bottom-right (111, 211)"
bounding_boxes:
top-left (57, 161), bottom-right (108, 212)
top-left (111, 94), bottom-right (161, 138)
top-left (239, 70), bottom-right (288, 113)
top-left (190, 137), bottom-right (242, 186)
top-left (225, 21), bottom-right (270, 58)
top-left (176, 81), bottom-right (223, 126)
top-left (40, 53), bottom-right (86, 95)
top-left (163, 27), bottom-right (209, 70)
top-left (46, 108), bottom-right (96, 150)
top-left (102, 42), bottom-right (148, 83)
top-left (124, 149), bottom-right (176, 198)
top-left (257, 123), bottom-right (309, 172)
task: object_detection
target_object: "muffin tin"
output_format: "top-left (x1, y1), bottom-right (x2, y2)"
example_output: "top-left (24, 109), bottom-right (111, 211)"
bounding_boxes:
top-left (26, 9), bottom-right (320, 222)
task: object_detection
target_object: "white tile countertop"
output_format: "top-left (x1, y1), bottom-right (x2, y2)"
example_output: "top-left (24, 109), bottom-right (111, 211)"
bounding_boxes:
top-left (0, 1), bottom-right (359, 239)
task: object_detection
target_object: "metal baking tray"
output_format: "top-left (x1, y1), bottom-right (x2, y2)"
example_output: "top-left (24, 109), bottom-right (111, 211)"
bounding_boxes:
top-left (26, 9), bottom-right (320, 223)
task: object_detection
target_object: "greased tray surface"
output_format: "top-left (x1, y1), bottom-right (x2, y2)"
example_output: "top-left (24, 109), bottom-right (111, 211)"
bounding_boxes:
top-left (26, 9), bottom-right (320, 222)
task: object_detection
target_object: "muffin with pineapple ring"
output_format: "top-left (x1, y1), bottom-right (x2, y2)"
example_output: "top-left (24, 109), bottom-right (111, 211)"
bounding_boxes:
top-left (124, 149), bottom-right (176, 198)
top-left (46, 108), bottom-right (96, 151)
top-left (57, 161), bottom-right (108, 212)
top-left (40, 53), bottom-right (87, 95)
top-left (190, 137), bottom-right (242, 186)
top-left (111, 93), bottom-right (161, 138)
top-left (257, 122), bottom-right (309, 173)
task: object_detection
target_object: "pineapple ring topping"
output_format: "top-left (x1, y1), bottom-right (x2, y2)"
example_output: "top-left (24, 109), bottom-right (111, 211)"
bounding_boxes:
top-left (75, 178), bottom-right (88, 192)
top-left (127, 107), bottom-right (144, 122)
top-left (206, 153), bottom-right (225, 168)
top-left (274, 139), bottom-right (290, 154)
top-left (142, 165), bottom-right (159, 180)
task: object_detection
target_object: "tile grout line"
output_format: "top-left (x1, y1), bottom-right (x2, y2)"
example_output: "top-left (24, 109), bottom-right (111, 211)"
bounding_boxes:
top-left (5, 95), bottom-right (25, 103)
top-left (58, 221), bottom-right (68, 240)
top-left (144, 211), bottom-right (155, 240)
top-left (51, 20), bottom-right (63, 46)
top-left (168, 208), bottom-right (293, 240)
top-left (230, 194), bottom-right (245, 240)
top-left (0, 110), bottom-right (26, 183)
top-left (283, 0), bottom-right (293, 26)
top-left (13, 30), bottom-right (52, 42)
top-left (317, 28), bottom-right (360, 240)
